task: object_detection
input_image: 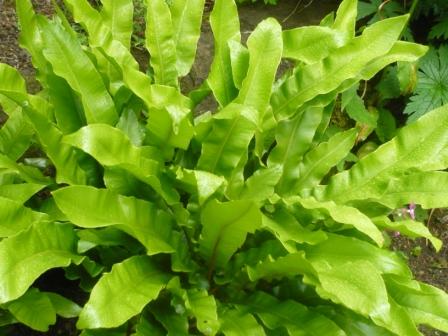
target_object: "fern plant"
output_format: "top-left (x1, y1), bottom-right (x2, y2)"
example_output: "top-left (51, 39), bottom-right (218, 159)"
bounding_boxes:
top-left (0, 0), bottom-right (448, 335)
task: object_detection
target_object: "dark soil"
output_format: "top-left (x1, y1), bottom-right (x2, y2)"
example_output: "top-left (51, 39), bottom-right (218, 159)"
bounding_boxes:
top-left (1, 0), bottom-right (447, 335)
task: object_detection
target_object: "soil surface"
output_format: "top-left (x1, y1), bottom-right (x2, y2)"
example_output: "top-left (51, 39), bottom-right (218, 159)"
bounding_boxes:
top-left (0, 0), bottom-right (447, 335)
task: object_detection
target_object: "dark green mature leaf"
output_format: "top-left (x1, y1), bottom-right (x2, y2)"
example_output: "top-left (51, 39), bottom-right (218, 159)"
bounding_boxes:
top-left (207, 0), bottom-right (240, 106)
top-left (200, 199), bottom-right (262, 268)
top-left (146, 0), bottom-right (178, 86)
top-left (404, 46), bottom-right (448, 122)
top-left (5, 289), bottom-right (56, 332)
top-left (0, 222), bottom-right (81, 304)
top-left (78, 256), bottom-right (170, 329)
top-left (53, 186), bottom-right (176, 254)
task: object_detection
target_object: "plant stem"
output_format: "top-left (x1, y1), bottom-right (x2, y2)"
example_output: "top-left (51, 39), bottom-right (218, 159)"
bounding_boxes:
top-left (408, 0), bottom-right (419, 20)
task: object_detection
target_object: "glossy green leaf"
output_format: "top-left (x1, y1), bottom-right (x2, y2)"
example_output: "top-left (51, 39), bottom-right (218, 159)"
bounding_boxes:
top-left (53, 185), bottom-right (175, 254)
top-left (235, 18), bottom-right (282, 115)
top-left (78, 256), bottom-right (170, 329)
top-left (0, 197), bottom-right (48, 238)
top-left (101, 0), bottom-right (133, 49)
top-left (271, 15), bottom-right (409, 120)
top-left (303, 233), bottom-right (411, 277)
top-left (197, 104), bottom-right (257, 178)
top-left (261, 209), bottom-right (327, 252)
top-left (220, 307), bottom-right (265, 336)
top-left (385, 275), bottom-right (448, 332)
top-left (289, 196), bottom-right (384, 246)
top-left (247, 292), bottom-right (347, 336)
top-left (268, 107), bottom-right (323, 194)
top-left (200, 199), bottom-right (262, 268)
top-left (170, 0), bottom-right (205, 76)
top-left (319, 104), bottom-right (448, 203)
top-left (0, 222), bottom-right (80, 304)
top-left (45, 292), bottom-right (82, 318)
top-left (0, 154), bottom-right (50, 185)
top-left (332, 0), bottom-right (357, 38)
top-left (207, 0), bottom-right (240, 106)
top-left (5, 289), bottom-right (56, 332)
top-left (229, 40), bottom-right (249, 90)
top-left (185, 289), bottom-right (220, 335)
top-left (0, 110), bottom-right (33, 160)
top-left (151, 303), bottom-right (189, 336)
top-left (374, 216), bottom-right (442, 251)
top-left (239, 167), bottom-right (282, 203)
top-left (146, 0), bottom-right (178, 86)
top-left (294, 129), bottom-right (357, 192)
top-left (282, 26), bottom-right (348, 64)
top-left (0, 183), bottom-right (44, 203)
top-left (38, 18), bottom-right (118, 125)
top-left (63, 124), bottom-right (179, 204)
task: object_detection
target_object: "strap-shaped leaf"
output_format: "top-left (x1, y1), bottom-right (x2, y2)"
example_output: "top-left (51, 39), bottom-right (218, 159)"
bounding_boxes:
top-left (63, 124), bottom-right (179, 204)
top-left (146, 0), bottom-right (178, 86)
top-left (219, 307), bottom-right (266, 336)
top-left (384, 275), bottom-right (448, 333)
top-left (229, 40), bottom-right (249, 90)
top-left (271, 15), bottom-right (409, 120)
top-left (5, 288), bottom-right (56, 332)
top-left (0, 183), bottom-right (44, 203)
top-left (282, 26), bottom-right (348, 64)
top-left (289, 196), bottom-right (384, 246)
top-left (0, 222), bottom-right (80, 304)
top-left (0, 110), bottom-right (33, 160)
top-left (374, 216), bottom-right (442, 251)
top-left (319, 104), bottom-right (448, 203)
top-left (52, 185), bottom-right (176, 254)
top-left (294, 129), bottom-right (357, 192)
top-left (262, 209), bottom-right (327, 252)
top-left (45, 292), bottom-right (82, 318)
top-left (0, 196), bottom-right (47, 238)
top-left (77, 256), bottom-right (170, 329)
top-left (197, 104), bottom-right (257, 178)
top-left (170, 0), bottom-right (205, 77)
top-left (207, 0), bottom-right (240, 106)
top-left (38, 18), bottom-right (118, 125)
top-left (239, 167), bottom-right (282, 203)
top-left (303, 233), bottom-right (411, 277)
top-left (235, 18), bottom-right (282, 115)
top-left (332, 0), bottom-right (357, 38)
top-left (268, 107), bottom-right (323, 194)
top-left (100, 0), bottom-right (133, 49)
top-left (246, 292), bottom-right (347, 336)
top-left (0, 154), bottom-right (50, 185)
top-left (200, 199), bottom-right (262, 268)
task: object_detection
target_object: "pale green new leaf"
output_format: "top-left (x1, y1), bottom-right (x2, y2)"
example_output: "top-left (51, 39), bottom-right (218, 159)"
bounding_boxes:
top-left (0, 183), bottom-right (44, 203)
top-left (197, 104), bottom-right (257, 179)
top-left (271, 15), bottom-right (409, 120)
top-left (319, 105), bottom-right (448, 203)
top-left (289, 196), bottom-right (384, 246)
top-left (207, 0), bottom-right (240, 106)
top-left (200, 199), bottom-right (262, 268)
top-left (385, 275), bottom-right (448, 332)
top-left (185, 289), bottom-right (220, 335)
top-left (38, 18), bottom-right (118, 125)
top-left (0, 222), bottom-right (81, 304)
top-left (332, 0), bottom-right (357, 38)
top-left (78, 256), bottom-right (170, 329)
top-left (100, 0), bottom-right (133, 49)
top-left (228, 40), bottom-right (249, 90)
top-left (373, 216), bottom-right (442, 251)
top-left (247, 292), bottom-right (347, 336)
top-left (0, 197), bottom-right (48, 238)
top-left (5, 288), bottom-right (56, 332)
top-left (146, 0), bottom-right (178, 86)
top-left (239, 167), bottom-right (282, 203)
top-left (170, 0), bottom-right (205, 77)
top-left (235, 18), bottom-right (282, 115)
top-left (294, 129), bottom-right (357, 192)
top-left (282, 26), bottom-right (348, 64)
top-left (53, 185), bottom-right (176, 254)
